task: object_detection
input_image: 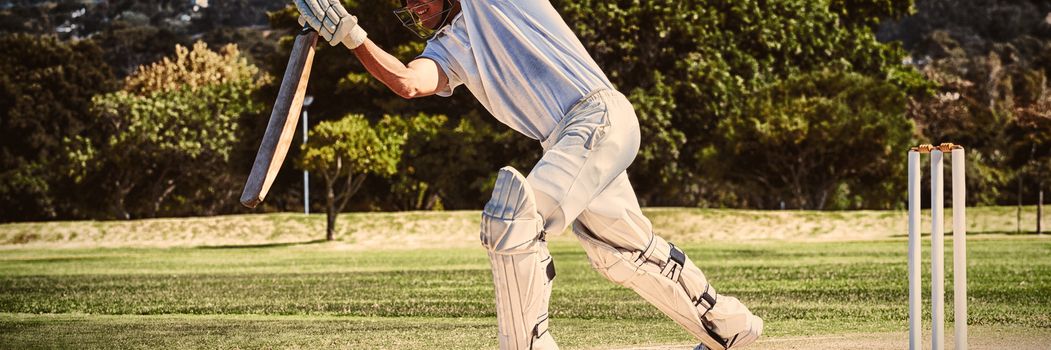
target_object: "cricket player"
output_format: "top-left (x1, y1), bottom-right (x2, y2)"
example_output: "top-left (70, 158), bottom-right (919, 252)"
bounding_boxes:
top-left (293, 0), bottom-right (763, 349)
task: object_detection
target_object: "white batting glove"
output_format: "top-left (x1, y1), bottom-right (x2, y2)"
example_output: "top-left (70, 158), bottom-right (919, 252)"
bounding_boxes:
top-left (294, 0), bottom-right (368, 49)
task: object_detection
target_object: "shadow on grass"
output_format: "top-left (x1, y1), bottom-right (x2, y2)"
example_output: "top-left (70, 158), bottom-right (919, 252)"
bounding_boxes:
top-left (196, 239), bottom-right (328, 249)
top-left (889, 230), bottom-right (1048, 238)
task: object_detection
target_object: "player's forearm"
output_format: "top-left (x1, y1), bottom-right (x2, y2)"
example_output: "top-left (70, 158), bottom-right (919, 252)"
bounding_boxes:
top-left (352, 39), bottom-right (423, 98)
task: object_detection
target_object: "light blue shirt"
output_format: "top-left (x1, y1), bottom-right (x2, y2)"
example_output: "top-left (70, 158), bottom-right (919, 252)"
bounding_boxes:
top-left (419, 0), bottom-right (614, 141)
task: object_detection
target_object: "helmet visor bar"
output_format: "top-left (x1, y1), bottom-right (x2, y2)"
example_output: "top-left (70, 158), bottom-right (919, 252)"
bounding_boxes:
top-left (393, 0), bottom-right (451, 39)
top-left (393, 7), bottom-right (433, 38)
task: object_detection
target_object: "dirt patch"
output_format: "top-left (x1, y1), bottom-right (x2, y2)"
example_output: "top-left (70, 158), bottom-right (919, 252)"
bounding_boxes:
top-left (615, 327), bottom-right (1051, 350)
top-left (1, 206), bottom-right (1047, 249)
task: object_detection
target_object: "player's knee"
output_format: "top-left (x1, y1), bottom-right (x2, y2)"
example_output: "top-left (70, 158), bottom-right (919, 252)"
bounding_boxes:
top-left (531, 189), bottom-right (568, 235)
top-left (480, 166), bottom-right (545, 253)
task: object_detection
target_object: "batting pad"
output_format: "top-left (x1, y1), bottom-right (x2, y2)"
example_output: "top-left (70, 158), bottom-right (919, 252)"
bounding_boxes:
top-left (481, 167), bottom-right (558, 350)
top-left (571, 221), bottom-right (762, 349)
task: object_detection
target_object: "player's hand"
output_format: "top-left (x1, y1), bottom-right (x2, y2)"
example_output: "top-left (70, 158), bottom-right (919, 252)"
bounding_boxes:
top-left (294, 0), bottom-right (368, 49)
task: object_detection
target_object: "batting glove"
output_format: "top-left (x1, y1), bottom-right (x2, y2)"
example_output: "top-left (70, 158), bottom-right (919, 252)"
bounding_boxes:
top-left (294, 0), bottom-right (368, 49)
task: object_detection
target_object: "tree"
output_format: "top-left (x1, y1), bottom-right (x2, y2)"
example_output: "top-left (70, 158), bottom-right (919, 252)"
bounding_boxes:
top-left (711, 70), bottom-right (912, 209)
top-left (887, 0), bottom-right (1051, 206)
top-left (70, 41), bottom-right (269, 218)
top-left (1007, 70), bottom-right (1051, 215)
top-left (92, 23), bottom-right (190, 78)
top-left (381, 113), bottom-right (449, 211)
top-left (299, 115), bottom-right (404, 240)
top-left (557, 0), bottom-right (922, 207)
top-left (0, 34), bottom-right (117, 222)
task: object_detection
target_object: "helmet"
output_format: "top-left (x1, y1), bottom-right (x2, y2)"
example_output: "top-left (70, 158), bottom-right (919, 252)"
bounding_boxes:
top-left (393, 0), bottom-right (456, 38)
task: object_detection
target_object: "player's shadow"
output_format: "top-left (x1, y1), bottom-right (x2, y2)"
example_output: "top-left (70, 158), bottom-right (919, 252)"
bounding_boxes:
top-left (196, 239), bottom-right (328, 249)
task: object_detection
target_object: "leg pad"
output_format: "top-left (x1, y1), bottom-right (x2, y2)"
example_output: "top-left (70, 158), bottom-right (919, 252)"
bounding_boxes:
top-left (481, 167), bottom-right (558, 350)
top-left (572, 221), bottom-right (762, 349)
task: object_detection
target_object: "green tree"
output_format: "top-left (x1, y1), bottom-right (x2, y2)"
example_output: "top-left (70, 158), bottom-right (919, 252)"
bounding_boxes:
top-left (0, 34), bottom-right (117, 222)
top-left (711, 70), bottom-right (912, 209)
top-left (829, 0), bottom-right (913, 29)
top-left (558, 0), bottom-right (922, 207)
top-left (70, 42), bottom-right (268, 218)
top-left (299, 115), bottom-right (404, 240)
top-left (381, 113), bottom-right (448, 211)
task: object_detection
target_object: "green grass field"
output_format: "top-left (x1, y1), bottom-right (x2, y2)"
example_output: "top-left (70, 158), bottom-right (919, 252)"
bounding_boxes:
top-left (1, 209), bottom-right (1050, 349)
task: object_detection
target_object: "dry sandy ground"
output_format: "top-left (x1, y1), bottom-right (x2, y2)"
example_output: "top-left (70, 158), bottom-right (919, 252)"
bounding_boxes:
top-left (613, 327), bottom-right (1051, 350)
top-left (2, 206), bottom-right (1047, 248)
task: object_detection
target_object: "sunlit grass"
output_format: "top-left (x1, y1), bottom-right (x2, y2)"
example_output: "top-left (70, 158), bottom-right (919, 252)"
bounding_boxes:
top-left (2, 237), bottom-right (1049, 348)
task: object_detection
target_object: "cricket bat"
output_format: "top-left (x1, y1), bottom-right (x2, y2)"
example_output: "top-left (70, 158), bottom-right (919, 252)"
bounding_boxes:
top-left (240, 27), bottom-right (319, 208)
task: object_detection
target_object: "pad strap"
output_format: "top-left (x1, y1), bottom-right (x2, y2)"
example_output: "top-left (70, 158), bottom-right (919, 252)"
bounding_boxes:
top-left (546, 259), bottom-right (557, 281)
top-left (532, 313), bottom-right (550, 339)
top-left (694, 283), bottom-right (718, 318)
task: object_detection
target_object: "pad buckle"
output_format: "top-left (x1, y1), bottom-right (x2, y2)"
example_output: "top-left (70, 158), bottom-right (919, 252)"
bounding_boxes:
top-left (669, 243), bottom-right (686, 266)
top-left (662, 243), bottom-right (687, 280)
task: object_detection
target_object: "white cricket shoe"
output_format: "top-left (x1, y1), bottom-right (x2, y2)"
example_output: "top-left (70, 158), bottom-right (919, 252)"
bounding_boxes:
top-left (695, 314), bottom-right (763, 349)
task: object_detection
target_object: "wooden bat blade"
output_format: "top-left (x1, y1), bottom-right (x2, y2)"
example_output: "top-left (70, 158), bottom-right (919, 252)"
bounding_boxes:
top-left (240, 28), bottom-right (318, 208)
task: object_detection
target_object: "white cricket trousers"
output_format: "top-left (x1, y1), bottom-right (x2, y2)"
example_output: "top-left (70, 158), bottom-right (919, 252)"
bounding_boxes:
top-left (525, 89), bottom-right (762, 348)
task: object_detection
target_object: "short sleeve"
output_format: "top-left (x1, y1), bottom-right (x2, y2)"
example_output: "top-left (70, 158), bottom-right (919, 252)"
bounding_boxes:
top-left (418, 41), bottom-right (463, 97)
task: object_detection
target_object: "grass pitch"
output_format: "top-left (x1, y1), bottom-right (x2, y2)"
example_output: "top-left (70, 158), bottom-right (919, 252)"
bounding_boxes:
top-left (2, 226), bottom-right (1050, 348)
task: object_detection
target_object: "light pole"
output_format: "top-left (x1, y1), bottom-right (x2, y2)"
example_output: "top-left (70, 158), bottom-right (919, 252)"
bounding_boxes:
top-left (302, 95), bottom-right (313, 215)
